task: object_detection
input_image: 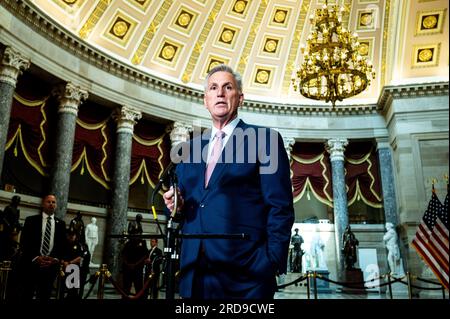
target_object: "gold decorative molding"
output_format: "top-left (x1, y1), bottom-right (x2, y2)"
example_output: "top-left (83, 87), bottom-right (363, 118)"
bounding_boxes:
top-left (261, 36), bottom-right (282, 56)
top-left (282, 0), bottom-right (311, 95)
top-left (52, 0), bottom-right (85, 13)
top-left (415, 9), bottom-right (446, 36)
top-left (229, 0), bottom-right (251, 18)
top-left (103, 12), bottom-right (137, 47)
top-left (131, 0), bottom-right (174, 65)
top-left (171, 6), bottom-right (198, 35)
top-left (181, 0), bottom-right (224, 83)
top-left (236, 0), bottom-right (267, 76)
top-left (216, 24), bottom-right (239, 49)
top-left (412, 43), bottom-right (441, 68)
top-left (1, 0), bottom-right (394, 115)
top-left (78, 0), bottom-right (111, 39)
top-left (202, 55), bottom-right (231, 78)
top-left (356, 8), bottom-right (377, 32)
top-left (269, 7), bottom-right (291, 28)
top-left (252, 66), bottom-right (274, 87)
top-left (358, 37), bottom-right (375, 61)
top-left (341, 0), bottom-right (353, 29)
top-left (155, 38), bottom-right (183, 66)
top-left (380, 0), bottom-right (391, 87)
top-left (126, 0), bottom-right (152, 12)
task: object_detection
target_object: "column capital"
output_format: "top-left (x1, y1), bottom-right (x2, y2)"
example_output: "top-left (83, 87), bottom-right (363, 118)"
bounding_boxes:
top-left (52, 82), bottom-right (88, 115)
top-left (114, 105), bottom-right (142, 134)
top-left (375, 137), bottom-right (391, 150)
top-left (168, 121), bottom-right (192, 147)
top-left (0, 46), bottom-right (31, 87)
top-left (326, 138), bottom-right (348, 162)
top-left (282, 137), bottom-right (295, 158)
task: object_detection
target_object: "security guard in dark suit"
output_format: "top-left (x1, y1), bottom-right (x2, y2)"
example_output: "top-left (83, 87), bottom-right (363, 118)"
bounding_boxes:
top-left (144, 238), bottom-right (163, 299)
top-left (19, 194), bottom-right (67, 300)
top-left (121, 227), bottom-right (148, 298)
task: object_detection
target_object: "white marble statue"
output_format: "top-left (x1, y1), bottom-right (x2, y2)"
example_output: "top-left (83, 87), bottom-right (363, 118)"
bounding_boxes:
top-left (383, 222), bottom-right (401, 276)
top-left (310, 232), bottom-right (327, 270)
top-left (85, 217), bottom-right (99, 267)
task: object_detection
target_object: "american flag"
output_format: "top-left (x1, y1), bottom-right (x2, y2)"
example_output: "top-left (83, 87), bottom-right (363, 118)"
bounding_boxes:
top-left (411, 186), bottom-right (449, 290)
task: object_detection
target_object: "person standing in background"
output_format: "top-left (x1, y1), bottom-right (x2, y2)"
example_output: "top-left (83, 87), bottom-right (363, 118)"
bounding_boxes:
top-left (19, 194), bottom-right (67, 300)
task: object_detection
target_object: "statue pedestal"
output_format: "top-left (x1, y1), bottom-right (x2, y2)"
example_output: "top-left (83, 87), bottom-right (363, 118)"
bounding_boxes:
top-left (310, 269), bottom-right (332, 294)
top-left (342, 268), bottom-right (367, 294)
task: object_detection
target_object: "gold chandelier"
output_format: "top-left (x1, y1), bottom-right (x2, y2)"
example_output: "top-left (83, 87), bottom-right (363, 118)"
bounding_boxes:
top-left (292, 2), bottom-right (375, 107)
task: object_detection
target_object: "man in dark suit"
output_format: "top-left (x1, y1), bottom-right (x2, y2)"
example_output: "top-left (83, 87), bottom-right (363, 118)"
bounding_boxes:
top-left (20, 194), bottom-right (67, 300)
top-left (164, 64), bottom-right (294, 299)
top-left (144, 238), bottom-right (163, 299)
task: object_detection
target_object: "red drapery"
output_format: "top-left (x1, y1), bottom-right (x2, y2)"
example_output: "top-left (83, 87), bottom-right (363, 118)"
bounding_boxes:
top-left (345, 142), bottom-right (382, 208)
top-left (71, 103), bottom-right (114, 188)
top-left (291, 142), bottom-right (333, 207)
top-left (130, 121), bottom-right (170, 187)
top-left (6, 91), bottom-right (52, 176)
top-left (7, 91), bottom-right (170, 190)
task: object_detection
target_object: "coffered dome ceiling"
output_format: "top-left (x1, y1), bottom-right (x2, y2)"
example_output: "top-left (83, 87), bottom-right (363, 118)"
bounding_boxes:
top-left (29, 0), bottom-right (448, 105)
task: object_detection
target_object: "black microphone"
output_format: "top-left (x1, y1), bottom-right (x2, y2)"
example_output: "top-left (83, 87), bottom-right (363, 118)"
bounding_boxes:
top-left (151, 162), bottom-right (176, 205)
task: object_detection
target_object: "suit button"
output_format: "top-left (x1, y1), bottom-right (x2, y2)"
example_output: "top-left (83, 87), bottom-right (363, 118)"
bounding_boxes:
top-left (200, 203), bottom-right (205, 208)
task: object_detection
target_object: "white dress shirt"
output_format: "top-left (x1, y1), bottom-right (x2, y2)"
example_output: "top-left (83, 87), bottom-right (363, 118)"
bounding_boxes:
top-left (207, 117), bottom-right (240, 163)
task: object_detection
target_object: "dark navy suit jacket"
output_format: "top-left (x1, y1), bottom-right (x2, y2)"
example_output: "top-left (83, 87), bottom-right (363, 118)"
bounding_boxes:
top-left (176, 120), bottom-right (294, 298)
top-left (21, 214), bottom-right (67, 262)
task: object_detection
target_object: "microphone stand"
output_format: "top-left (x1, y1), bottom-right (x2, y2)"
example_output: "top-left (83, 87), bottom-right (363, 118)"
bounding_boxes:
top-left (164, 167), bottom-right (180, 300)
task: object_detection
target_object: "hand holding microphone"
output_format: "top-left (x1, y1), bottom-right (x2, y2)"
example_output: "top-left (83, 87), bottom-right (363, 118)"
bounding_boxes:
top-left (163, 186), bottom-right (184, 214)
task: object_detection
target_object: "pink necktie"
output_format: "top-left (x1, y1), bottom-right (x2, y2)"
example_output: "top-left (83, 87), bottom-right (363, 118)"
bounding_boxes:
top-left (205, 131), bottom-right (225, 187)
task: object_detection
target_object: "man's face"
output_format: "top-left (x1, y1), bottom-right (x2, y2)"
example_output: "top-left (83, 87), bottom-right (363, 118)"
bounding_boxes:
top-left (204, 71), bottom-right (243, 127)
top-left (151, 239), bottom-right (157, 248)
top-left (42, 195), bottom-right (57, 215)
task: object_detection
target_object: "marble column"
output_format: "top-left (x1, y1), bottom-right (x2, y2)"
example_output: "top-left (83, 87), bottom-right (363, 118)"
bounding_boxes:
top-left (50, 83), bottom-right (88, 219)
top-left (0, 46), bottom-right (30, 182)
top-left (104, 105), bottom-right (141, 277)
top-left (376, 139), bottom-right (398, 225)
top-left (376, 138), bottom-right (409, 273)
top-left (326, 138), bottom-right (349, 280)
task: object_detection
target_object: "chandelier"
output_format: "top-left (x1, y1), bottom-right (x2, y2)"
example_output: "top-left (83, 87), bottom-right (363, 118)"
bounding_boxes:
top-left (292, 2), bottom-right (375, 108)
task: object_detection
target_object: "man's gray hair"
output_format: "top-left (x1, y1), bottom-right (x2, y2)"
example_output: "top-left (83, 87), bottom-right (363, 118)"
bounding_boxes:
top-left (204, 64), bottom-right (243, 93)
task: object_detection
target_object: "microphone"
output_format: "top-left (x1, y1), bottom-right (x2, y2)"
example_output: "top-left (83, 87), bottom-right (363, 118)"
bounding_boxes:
top-left (151, 162), bottom-right (176, 211)
top-left (155, 162), bottom-right (176, 192)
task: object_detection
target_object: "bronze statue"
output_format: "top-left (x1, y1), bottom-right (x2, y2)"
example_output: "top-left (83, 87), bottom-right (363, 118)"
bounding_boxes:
top-left (342, 225), bottom-right (359, 270)
top-left (290, 228), bottom-right (304, 273)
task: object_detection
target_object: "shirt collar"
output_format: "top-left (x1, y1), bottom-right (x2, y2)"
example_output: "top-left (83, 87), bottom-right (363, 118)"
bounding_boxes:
top-left (42, 212), bottom-right (53, 220)
top-left (210, 117), bottom-right (240, 140)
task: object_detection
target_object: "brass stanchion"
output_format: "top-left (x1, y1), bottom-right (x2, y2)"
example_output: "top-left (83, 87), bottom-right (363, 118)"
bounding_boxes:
top-left (97, 264), bottom-right (108, 299)
top-left (55, 264), bottom-right (66, 300)
top-left (406, 272), bottom-right (412, 299)
top-left (313, 271), bottom-right (318, 299)
top-left (0, 261), bottom-right (12, 301)
top-left (387, 273), bottom-right (393, 299)
top-left (306, 271), bottom-right (310, 299)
